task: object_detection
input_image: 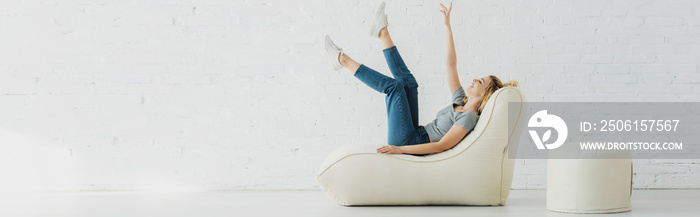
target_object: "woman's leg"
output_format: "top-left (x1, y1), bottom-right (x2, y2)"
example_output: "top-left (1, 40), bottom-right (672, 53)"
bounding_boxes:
top-left (379, 27), bottom-right (420, 129)
top-left (379, 27), bottom-right (395, 50)
top-left (339, 53), bottom-right (361, 74)
top-left (346, 58), bottom-right (416, 146)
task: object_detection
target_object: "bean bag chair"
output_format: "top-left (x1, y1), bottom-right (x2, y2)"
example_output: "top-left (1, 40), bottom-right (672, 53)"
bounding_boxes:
top-left (316, 87), bottom-right (525, 206)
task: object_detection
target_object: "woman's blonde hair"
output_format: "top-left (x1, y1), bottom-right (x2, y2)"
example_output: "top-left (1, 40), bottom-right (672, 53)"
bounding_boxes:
top-left (463, 75), bottom-right (519, 115)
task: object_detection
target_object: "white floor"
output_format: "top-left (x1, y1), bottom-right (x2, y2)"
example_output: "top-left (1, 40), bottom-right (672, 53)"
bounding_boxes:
top-left (1, 190), bottom-right (698, 217)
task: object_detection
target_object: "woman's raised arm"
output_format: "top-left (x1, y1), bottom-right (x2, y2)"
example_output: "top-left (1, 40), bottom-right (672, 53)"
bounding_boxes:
top-left (441, 2), bottom-right (461, 94)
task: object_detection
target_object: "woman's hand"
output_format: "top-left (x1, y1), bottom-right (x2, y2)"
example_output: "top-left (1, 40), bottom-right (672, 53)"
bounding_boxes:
top-left (439, 2), bottom-right (453, 26)
top-left (377, 145), bottom-right (404, 154)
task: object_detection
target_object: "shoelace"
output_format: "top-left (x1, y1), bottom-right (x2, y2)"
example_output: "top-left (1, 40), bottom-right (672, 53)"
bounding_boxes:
top-left (333, 42), bottom-right (343, 54)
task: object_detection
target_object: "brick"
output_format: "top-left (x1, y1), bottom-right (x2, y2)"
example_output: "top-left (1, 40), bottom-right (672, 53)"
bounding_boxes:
top-left (638, 73), bottom-right (674, 84)
top-left (656, 174), bottom-right (700, 188)
top-left (582, 55), bottom-right (614, 64)
top-left (602, 7), bottom-right (629, 16)
top-left (631, 64), bottom-right (696, 73)
top-left (533, 44), bottom-right (566, 54)
top-left (614, 55), bottom-right (659, 64)
top-left (673, 73), bottom-right (700, 84)
top-left (667, 35), bottom-right (700, 44)
top-left (526, 174), bottom-right (546, 189)
top-left (517, 54), bottom-right (548, 63)
top-left (596, 64), bottom-right (630, 74)
top-left (617, 35), bottom-right (665, 44)
top-left (634, 2), bottom-right (693, 16)
top-left (564, 64), bottom-right (595, 73)
top-left (471, 6), bottom-right (504, 16)
top-left (633, 174), bottom-right (655, 188)
top-left (547, 54), bottom-right (580, 64)
top-left (640, 94), bottom-right (681, 102)
top-left (645, 16), bottom-right (685, 26)
top-left (554, 84), bottom-right (595, 94)
top-left (635, 165), bottom-right (690, 174)
top-left (575, 35), bottom-right (609, 44)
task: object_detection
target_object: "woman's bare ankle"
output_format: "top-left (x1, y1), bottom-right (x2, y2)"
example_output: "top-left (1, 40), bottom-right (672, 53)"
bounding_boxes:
top-left (378, 27), bottom-right (389, 38)
top-left (379, 27), bottom-right (395, 49)
top-left (339, 53), bottom-right (361, 74)
top-left (338, 53), bottom-right (347, 67)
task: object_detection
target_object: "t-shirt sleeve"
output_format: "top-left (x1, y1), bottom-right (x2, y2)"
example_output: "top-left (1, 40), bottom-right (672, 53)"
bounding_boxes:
top-left (454, 110), bottom-right (479, 132)
top-left (452, 87), bottom-right (466, 106)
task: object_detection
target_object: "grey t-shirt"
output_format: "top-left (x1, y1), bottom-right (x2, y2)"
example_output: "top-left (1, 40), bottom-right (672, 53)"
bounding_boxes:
top-left (424, 87), bottom-right (479, 142)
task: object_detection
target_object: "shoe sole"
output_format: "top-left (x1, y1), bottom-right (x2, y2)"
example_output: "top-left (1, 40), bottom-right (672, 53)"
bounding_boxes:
top-left (324, 35), bottom-right (342, 70)
top-left (369, 2), bottom-right (386, 37)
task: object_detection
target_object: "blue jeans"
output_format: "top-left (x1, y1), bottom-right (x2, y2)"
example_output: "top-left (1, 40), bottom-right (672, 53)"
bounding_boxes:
top-left (354, 46), bottom-right (431, 146)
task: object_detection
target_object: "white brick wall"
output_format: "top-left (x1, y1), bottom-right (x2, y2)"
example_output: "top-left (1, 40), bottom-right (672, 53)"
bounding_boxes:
top-left (0, 0), bottom-right (698, 191)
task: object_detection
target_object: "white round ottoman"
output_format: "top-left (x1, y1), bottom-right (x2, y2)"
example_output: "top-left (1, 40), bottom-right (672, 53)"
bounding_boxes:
top-left (547, 159), bottom-right (633, 213)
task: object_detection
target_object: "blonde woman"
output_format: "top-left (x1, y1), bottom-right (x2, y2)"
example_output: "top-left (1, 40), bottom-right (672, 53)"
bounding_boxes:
top-left (324, 2), bottom-right (518, 155)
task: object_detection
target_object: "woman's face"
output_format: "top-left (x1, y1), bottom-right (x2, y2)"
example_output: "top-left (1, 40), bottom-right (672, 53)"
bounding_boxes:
top-left (466, 76), bottom-right (491, 98)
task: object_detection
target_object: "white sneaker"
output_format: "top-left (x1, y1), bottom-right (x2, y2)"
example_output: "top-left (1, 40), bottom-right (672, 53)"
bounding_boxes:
top-left (369, 2), bottom-right (387, 38)
top-left (324, 35), bottom-right (344, 71)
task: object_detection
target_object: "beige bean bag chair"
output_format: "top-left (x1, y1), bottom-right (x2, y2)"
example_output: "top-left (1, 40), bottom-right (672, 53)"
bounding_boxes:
top-left (316, 87), bottom-right (525, 206)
